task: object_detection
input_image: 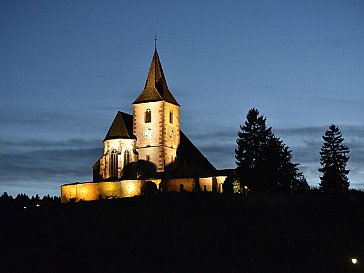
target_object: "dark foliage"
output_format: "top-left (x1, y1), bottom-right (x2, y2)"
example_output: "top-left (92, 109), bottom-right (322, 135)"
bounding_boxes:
top-left (123, 160), bottom-right (157, 179)
top-left (235, 108), bottom-right (273, 192)
top-left (0, 192), bottom-right (12, 200)
top-left (193, 177), bottom-right (201, 192)
top-left (0, 192), bottom-right (60, 211)
top-left (222, 175), bottom-right (235, 193)
top-left (292, 173), bottom-right (310, 192)
top-left (141, 181), bottom-right (158, 196)
top-left (235, 108), bottom-right (307, 193)
top-left (319, 124), bottom-right (350, 192)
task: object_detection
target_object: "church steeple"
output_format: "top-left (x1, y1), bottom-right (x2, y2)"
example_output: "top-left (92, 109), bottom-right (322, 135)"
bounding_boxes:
top-left (133, 49), bottom-right (179, 106)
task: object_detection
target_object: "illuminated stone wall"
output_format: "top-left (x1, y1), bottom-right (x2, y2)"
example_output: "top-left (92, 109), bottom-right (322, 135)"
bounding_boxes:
top-left (61, 176), bottom-right (227, 203)
top-left (133, 101), bottom-right (180, 172)
top-left (100, 138), bottom-right (136, 180)
top-left (215, 176), bottom-right (227, 193)
top-left (199, 177), bottom-right (213, 191)
top-left (164, 178), bottom-right (195, 192)
top-left (134, 101), bottom-right (163, 171)
top-left (61, 184), bottom-right (78, 202)
top-left (61, 180), bottom-right (143, 203)
top-left (162, 102), bottom-right (180, 165)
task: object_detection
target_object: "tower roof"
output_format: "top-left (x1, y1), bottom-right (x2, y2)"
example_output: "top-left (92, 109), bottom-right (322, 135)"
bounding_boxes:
top-left (104, 112), bottom-right (136, 141)
top-left (133, 49), bottom-right (179, 106)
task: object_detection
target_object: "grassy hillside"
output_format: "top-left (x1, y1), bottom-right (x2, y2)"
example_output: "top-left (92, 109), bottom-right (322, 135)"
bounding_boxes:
top-left (1, 192), bottom-right (363, 273)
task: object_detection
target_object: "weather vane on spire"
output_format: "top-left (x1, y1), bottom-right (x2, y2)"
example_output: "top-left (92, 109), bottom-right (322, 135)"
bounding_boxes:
top-left (154, 34), bottom-right (157, 50)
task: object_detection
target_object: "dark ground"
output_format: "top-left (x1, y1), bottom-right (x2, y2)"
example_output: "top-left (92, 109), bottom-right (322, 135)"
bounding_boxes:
top-left (1, 192), bottom-right (364, 273)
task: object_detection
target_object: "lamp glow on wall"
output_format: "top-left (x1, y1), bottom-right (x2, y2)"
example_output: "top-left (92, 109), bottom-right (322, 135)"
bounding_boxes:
top-left (127, 182), bottom-right (137, 195)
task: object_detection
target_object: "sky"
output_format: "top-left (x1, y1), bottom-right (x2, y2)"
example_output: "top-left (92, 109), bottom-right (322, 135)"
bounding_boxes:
top-left (1, 0), bottom-right (363, 196)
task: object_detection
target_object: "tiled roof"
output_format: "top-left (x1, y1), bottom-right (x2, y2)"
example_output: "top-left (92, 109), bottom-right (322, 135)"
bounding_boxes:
top-left (179, 131), bottom-right (217, 174)
top-left (103, 112), bottom-right (136, 141)
top-left (133, 50), bottom-right (179, 106)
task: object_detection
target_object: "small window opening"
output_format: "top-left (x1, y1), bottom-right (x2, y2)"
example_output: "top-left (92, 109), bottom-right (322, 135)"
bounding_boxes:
top-left (110, 149), bottom-right (118, 178)
top-left (169, 110), bottom-right (173, 124)
top-left (124, 150), bottom-right (130, 167)
top-left (145, 109), bottom-right (151, 123)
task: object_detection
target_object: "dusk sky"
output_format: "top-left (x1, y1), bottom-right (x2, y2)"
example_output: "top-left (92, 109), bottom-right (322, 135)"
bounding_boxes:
top-left (1, 0), bottom-right (363, 196)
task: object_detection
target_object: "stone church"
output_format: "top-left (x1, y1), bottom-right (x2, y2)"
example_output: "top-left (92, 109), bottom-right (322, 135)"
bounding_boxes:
top-left (61, 48), bottom-right (228, 202)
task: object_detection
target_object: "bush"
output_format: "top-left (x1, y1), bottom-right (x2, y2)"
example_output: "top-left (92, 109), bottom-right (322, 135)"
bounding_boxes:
top-left (141, 181), bottom-right (158, 197)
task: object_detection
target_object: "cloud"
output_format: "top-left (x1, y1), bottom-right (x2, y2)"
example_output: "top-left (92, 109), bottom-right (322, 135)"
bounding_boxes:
top-left (275, 125), bottom-right (364, 188)
top-left (0, 105), bottom-right (111, 143)
top-left (1, 125), bottom-right (363, 197)
top-left (0, 108), bottom-right (86, 128)
top-left (199, 144), bottom-right (236, 169)
top-left (188, 129), bottom-right (237, 142)
top-left (184, 129), bottom-right (237, 169)
top-left (188, 125), bottom-right (364, 189)
top-left (275, 126), bottom-right (327, 135)
top-left (0, 138), bottom-right (102, 196)
top-left (0, 138), bottom-right (99, 150)
top-left (0, 147), bottom-right (101, 180)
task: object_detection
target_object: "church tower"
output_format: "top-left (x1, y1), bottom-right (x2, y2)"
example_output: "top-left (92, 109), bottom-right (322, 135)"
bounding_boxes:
top-left (133, 49), bottom-right (180, 173)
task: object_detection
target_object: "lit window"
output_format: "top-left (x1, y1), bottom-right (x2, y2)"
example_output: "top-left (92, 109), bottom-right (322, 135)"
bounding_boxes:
top-left (110, 149), bottom-right (118, 178)
top-left (124, 150), bottom-right (130, 166)
top-left (169, 110), bottom-right (173, 124)
top-left (145, 109), bottom-right (151, 123)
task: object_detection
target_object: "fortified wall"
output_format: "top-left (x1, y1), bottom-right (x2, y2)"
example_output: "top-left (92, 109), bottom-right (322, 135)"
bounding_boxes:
top-left (61, 176), bottom-right (227, 203)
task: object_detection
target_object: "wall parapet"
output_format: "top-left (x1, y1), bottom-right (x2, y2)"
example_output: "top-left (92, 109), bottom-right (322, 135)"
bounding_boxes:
top-left (61, 176), bottom-right (227, 203)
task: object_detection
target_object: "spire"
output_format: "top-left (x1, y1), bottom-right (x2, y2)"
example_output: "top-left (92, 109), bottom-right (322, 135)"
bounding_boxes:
top-left (154, 34), bottom-right (157, 51)
top-left (133, 48), bottom-right (179, 106)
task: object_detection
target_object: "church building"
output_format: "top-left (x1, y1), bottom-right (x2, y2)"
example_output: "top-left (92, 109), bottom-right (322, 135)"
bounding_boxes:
top-left (61, 48), bottom-right (228, 202)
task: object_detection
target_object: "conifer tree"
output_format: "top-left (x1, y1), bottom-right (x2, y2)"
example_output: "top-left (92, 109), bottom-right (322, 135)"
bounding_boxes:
top-left (292, 173), bottom-right (310, 192)
top-left (235, 108), bottom-right (273, 192)
top-left (319, 125), bottom-right (350, 192)
top-left (266, 136), bottom-right (303, 193)
top-left (235, 108), bottom-right (307, 193)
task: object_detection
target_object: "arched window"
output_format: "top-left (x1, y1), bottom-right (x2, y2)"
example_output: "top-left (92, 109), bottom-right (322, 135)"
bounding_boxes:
top-left (110, 149), bottom-right (118, 178)
top-left (169, 110), bottom-right (173, 124)
top-left (124, 150), bottom-right (130, 167)
top-left (145, 109), bottom-right (151, 123)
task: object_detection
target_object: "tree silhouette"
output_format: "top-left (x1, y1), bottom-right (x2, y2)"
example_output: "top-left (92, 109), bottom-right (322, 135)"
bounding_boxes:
top-left (222, 175), bottom-right (235, 193)
top-left (292, 173), bottom-right (309, 192)
top-left (193, 177), bottom-right (201, 192)
top-left (141, 181), bottom-right (158, 196)
top-left (235, 108), bottom-right (273, 192)
top-left (235, 108), bottom-right (307, 193)
top-left (16, 193), bottom-right (30, 203)
top-left (0, 192), bottom-right (12, 200)
top-left (319, 124), bottom-right (350, 193)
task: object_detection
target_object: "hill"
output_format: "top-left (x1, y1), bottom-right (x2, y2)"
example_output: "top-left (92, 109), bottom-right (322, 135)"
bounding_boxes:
top-left (1, 193), bottom-right (363, 273)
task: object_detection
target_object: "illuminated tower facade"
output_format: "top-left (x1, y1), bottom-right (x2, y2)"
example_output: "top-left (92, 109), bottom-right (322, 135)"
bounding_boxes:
top-left (133, 49), bottom-right (180, 172)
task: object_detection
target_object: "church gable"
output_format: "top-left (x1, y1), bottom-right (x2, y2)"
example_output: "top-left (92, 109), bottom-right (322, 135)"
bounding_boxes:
top-left (104, 111), bottom-right (136, 141)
